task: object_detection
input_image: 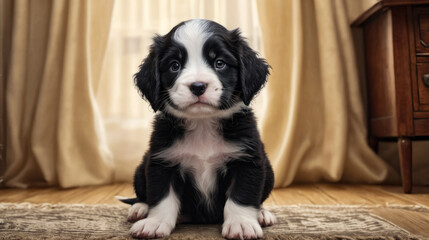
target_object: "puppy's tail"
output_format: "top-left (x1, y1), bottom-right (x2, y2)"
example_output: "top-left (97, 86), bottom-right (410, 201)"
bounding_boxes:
top-left (115, 196), bottom-right (140, 205)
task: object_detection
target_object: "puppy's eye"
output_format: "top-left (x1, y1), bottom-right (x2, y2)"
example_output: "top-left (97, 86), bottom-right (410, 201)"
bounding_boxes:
top-left (170, 61), bottom-right (181, 72)
top-left (215, 59), bottom-right (226, 70)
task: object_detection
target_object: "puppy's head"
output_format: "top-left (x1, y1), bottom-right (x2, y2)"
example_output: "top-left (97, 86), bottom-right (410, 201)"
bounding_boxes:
top-left (135, 19), bottom-right (269, 118)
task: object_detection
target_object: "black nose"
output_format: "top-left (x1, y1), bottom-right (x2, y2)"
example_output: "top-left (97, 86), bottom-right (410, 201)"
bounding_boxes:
top-left (189, 82), bottom-right (207, 96)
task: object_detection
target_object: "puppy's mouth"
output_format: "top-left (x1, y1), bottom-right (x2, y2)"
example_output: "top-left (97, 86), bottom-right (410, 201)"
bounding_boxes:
top-left (185, 99), bottom-right (217, 110)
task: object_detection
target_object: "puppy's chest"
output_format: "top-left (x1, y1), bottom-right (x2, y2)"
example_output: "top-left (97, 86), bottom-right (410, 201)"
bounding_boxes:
top-left (157, 120), bottom-right (242, 164)
top-left (155, 120), bottom-right (243, 196)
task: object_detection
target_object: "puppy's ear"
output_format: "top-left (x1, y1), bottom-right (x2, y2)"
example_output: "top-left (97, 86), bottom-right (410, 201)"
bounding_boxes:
top-left (134, 36), bottom-right (163, 112)
top-left (233, 30), bottom-right (270, 106)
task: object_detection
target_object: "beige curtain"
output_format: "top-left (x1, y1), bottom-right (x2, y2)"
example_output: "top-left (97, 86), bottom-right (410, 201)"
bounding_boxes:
top-left (257, 0), bottom-right (402, 187)
top-left (2, 0), bottom-right (115, 188)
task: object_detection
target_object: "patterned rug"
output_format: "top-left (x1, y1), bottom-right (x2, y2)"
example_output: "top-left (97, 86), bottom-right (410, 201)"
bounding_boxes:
top-left (0, 203), bottom-right (425, 239)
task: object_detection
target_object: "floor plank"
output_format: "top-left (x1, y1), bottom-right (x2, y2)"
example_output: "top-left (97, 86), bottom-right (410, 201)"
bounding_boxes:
top-left (268, 184), bottom-right (339, 205)
top-left (1, 183), bottom-right (427, 206)
top-left (373, 208), bottom-right (429, 237)
top-left (378, 185), bottom-right (429, 206)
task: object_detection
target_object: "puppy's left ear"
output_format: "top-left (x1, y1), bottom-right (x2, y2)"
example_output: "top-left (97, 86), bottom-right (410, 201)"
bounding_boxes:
top-left (134, 36), bottom-right (163, 112)
top-left (234, 30), bottom-right (270, 105)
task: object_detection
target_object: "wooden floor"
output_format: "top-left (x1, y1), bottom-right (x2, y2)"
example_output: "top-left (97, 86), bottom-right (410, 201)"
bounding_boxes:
top-left (1, 183), bottom-right (429, 237)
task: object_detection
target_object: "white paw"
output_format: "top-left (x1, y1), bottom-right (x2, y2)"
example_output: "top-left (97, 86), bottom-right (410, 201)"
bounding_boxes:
top-left (222, 218), bottom-right (263, 240)
top-left (129, 218), bottom-right (174, 238)
top-left (128, 202), bottom-right (149, 222)
top-left (258, 208), bottom-right (277, 227)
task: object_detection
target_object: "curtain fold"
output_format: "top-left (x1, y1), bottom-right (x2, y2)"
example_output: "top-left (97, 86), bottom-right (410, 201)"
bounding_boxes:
top-left (2, 0), bottom-right (114, 188)
top-left (257, 0), bottom-right (399, 187)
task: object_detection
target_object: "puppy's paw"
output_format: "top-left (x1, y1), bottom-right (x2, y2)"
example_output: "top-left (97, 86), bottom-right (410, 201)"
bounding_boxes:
top-left (128, 202), bottom-right (149, 222)
top-left (258, 208), bottom-right (277, 227)
top-left (222, 218), bottom-right (263, 240)
top-left (129, 218), bottom-right (174, 239)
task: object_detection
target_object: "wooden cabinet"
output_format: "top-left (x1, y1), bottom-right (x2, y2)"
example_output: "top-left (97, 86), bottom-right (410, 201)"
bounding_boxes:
top-left (414, 7), bottom-right (429, 112)
top-left (353, 0), bottom-right (429, 193)
top-left (416, 64), bottom-right (429, 107)
top-left (414, 7), bottom-right (429, 54)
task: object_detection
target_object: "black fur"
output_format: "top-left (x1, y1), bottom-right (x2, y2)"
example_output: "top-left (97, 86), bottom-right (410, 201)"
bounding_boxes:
top-left (134, 22), bottom-right (186, 111)
top-left (124, 19), bottom-right (274, 226)
top-left (122, 110), bottom-right (274, 224)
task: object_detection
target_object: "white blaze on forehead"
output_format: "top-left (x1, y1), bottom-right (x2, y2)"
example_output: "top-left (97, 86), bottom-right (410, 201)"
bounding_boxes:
top-left (173, 19), bottom-right (212, 59)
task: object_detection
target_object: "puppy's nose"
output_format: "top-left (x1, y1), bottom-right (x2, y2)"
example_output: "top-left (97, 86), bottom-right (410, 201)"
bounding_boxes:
top-left (189, 82), bottom-right (207, 96)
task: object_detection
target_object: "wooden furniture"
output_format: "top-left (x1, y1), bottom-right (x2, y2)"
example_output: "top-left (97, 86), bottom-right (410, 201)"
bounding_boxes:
top-left (353, 0), bottom-right (429, 193)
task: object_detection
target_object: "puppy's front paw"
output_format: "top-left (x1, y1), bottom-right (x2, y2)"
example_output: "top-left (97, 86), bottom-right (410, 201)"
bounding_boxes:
top-left (258, 208), bottom-right (277, 227)
top-left (128, 202), bottom-right (149, 222)
top-left (222, 218), bottom-right (263, 240)
top-left (129, 218), bottom-right (174, 239)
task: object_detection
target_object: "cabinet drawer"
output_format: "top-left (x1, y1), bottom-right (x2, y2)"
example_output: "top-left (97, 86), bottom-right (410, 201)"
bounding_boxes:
top-left (416, 64), bottom-right (429, 108)
top-left (414, 7), bottom-right (429, 54)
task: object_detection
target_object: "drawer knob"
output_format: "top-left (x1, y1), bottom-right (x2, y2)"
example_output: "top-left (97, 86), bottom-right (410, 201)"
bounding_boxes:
top-left (424, 74), bottom-right (429, 87)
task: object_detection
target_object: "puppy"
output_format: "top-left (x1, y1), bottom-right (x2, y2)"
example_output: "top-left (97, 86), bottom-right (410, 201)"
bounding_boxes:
top-left (120, 19), bottom-right (276, 239)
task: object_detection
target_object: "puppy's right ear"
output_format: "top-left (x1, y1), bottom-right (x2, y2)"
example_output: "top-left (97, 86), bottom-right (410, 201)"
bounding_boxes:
top-left (134, 36), bottom-right (163, 112)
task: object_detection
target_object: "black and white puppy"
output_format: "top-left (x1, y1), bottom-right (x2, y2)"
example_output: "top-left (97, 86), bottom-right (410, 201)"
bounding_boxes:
top-left (121, 19), bottom-right (276, 239)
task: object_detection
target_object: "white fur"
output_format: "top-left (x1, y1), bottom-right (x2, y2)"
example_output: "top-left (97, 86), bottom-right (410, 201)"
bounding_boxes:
top-left (168, 19), bottom-right (224, 116)
top-left (258, 208), bottom-right (277, 227)
top-left (129, 186), bottom-right (180, 238)
top-left (114, 195), bottom-right (128, 201)
top-left (127, 202), bottom-right (149, 222)
top-left (165, 102), bottom-right (246, 119)
top-left (222, 198), bottom-right (263, 239)
top-left (154, 119), bottom-right (249, 205)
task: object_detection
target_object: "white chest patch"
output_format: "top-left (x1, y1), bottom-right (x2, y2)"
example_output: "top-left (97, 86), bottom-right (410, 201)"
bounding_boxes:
top-left (154, 119), bottom-right (245, 201)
